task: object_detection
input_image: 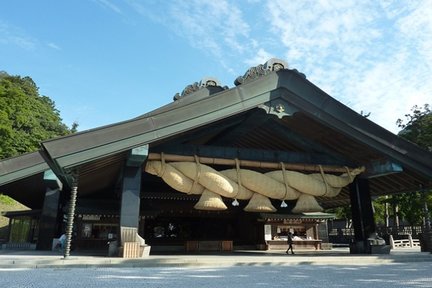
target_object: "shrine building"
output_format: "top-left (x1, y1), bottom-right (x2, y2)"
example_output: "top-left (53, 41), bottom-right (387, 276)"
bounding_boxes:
top-left (1, 59), bottom-right (431, 257)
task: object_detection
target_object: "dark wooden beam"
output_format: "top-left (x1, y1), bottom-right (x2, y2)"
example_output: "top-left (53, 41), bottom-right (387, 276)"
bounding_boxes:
top-left (267, 121), bottom-right (352, 165)
top-left (154, 114), bottom-right (247, 148)
top-left (209, 109), bottom-right (269, 146)
top-left (150, 144), bottom-right (353, 168)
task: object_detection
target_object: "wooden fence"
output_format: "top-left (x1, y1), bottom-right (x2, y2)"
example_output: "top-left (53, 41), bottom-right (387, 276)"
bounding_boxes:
top-left (328, 225), bottom-right (427, 245)
top-left (389, 234), bottom-right (420, 249)
top-left (1, 242), bottom-right (35, 250)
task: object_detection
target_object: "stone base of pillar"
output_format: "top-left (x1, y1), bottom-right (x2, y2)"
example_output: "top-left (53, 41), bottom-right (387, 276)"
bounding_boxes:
top-left (349, 241), bottom-right (368, 254)
top-left (370, 244), bottom-right (391, 254)
top-left (420, 230), bottom-right (432, 252)
top-left (349, 240), bottom-right (391, 254)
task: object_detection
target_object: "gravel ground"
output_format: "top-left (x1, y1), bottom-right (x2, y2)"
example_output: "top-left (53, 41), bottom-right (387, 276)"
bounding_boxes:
top-left (1, 262), bottom-right (432, 288)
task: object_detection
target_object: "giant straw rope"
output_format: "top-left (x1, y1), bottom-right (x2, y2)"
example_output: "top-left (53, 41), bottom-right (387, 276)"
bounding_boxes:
top-left (144, 155), bottom-right (365, 213)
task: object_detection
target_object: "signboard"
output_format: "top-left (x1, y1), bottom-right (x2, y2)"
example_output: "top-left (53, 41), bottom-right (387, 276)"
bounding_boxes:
top-left (82, 215), bottom-right (101, 221)
top-left (264, 224), bottom-right (272, 240)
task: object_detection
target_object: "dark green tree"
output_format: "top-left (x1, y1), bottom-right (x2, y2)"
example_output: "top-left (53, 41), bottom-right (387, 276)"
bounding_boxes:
top-left (372, 196), bottom-right (388, 225)
top-left (396, 104), bottom-right (431, 151)
top-left (330, 104), bottom-right (431, 226)
top-left (0, 72), bottom-right (77, 159)
top-left (394, 192), bottom-right (428, 226)
top-left (328, 205), bottom-right (351, 220)
top-left (391, 104), bottom-right (432, 227)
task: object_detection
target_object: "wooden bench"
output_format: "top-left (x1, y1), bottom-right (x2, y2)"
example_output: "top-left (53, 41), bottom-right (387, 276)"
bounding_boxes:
top-left (293, 240), bottom-right (322, 250)
top-left (185, 240), bottom-right (233, 252)
top-left (266, 239), bottom-right (322, 250)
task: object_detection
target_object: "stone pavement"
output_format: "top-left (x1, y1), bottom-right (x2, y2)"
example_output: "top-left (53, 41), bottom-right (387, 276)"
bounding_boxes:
top-left (1, 247), bottom-right (431, 269)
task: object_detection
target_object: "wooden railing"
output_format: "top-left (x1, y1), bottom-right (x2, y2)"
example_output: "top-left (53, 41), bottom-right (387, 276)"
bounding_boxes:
top-left (328, 225), bottom-right (428, 245)
top-left (2, 242), bottom-right (35, 250)
top-left (389, 235), bottom-right (420, 248)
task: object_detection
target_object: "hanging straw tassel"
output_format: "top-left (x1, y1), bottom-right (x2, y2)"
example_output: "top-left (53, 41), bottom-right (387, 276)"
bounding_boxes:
top-left (291, 194), bottom-right (323, 213)
top-left (194, 190), bottom-right (228, 211)
top-left (244, 193), bottom-right (277, 212)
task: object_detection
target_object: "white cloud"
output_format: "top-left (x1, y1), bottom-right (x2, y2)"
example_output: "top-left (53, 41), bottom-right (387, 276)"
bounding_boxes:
top-left (47, 42), bottom-right (61, 50)
top-left (0, 21), bottom-right (36, 50)
top-left (244, 48), bottom-right (274, 67)
top-left (0, 21), bottom-right (63, 53)
top-left (344, 1), bottom-right (432, 132)
top-left (126, 0), bottom-right (258, 76)
top-left (396, 0), bottom-right (432, 70)
top-left (93, 0), bottom-right (123, 14)
top-left (266, 0), bottom-right (381, 67)
top-left (264, 0), bottom-right (432, 133)
top-left (167, 1), bottom-right (251, 58)
top-left (122, 0), bottom-right (431, 133)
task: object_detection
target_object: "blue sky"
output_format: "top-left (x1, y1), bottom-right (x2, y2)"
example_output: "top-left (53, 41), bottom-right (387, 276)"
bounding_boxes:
top-left (1, 1), bottom-right (431, 133)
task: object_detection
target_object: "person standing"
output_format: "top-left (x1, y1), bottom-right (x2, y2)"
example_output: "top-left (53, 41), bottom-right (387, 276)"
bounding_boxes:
top-left (286, 232), bottom-right (294, 254)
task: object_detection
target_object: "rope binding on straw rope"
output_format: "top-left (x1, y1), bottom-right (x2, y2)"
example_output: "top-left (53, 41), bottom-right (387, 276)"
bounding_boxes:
top-left (280, 162), bottom-right (289, 208)
top-left (232, 158), bottom-right (241, 206)
top-left (344, 166), bottom-right (353, 182)
top-left (319, 165), bottom-right (329, 196)
top-left (189, 155), bottom-right (201, 195)
top-left (156, 152), bottom-right (167, 177)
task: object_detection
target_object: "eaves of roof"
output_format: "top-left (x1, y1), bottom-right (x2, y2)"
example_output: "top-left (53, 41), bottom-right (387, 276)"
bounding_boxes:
top-left (40, 70), bottom-right (280, 177)
top-left (275, 72), bottom-right (432, 179)
top-left (1, 209), bottom-right (41, 218)
top-left (0, 151), bottom-right (49, 186)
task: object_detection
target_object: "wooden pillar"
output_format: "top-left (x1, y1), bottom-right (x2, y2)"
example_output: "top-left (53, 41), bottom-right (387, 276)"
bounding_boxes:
top-left (255, 220), bottom-right (266, 247)
top-left (6, 218), bottom-right (12, 242)
top-left (36, 170), bottom-right (62, 250)
top-left (120, 146), bottom-right (148, 232)
top-left (349, 178), bottom-right (376, 254)
top-left (120, 166), bottom-right (142, 229)
top-left (317, 222), bottom-right (329, 243)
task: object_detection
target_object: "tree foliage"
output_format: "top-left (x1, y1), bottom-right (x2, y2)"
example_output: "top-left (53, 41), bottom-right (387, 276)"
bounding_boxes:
top-left (396, 104), bottom-right (432, 151)
top-left (326, 205), bottom-right (351, 221)
top-left (372, 197), bottom-right (388, 225)
top-left (395, 192), bottom-right (431, 226)
top-left (0, 72), bottom-right (76, 159)
top-left (387, 103), bottom-right (432, 226)
top-left (328, 104), bottom-right (432, 225)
